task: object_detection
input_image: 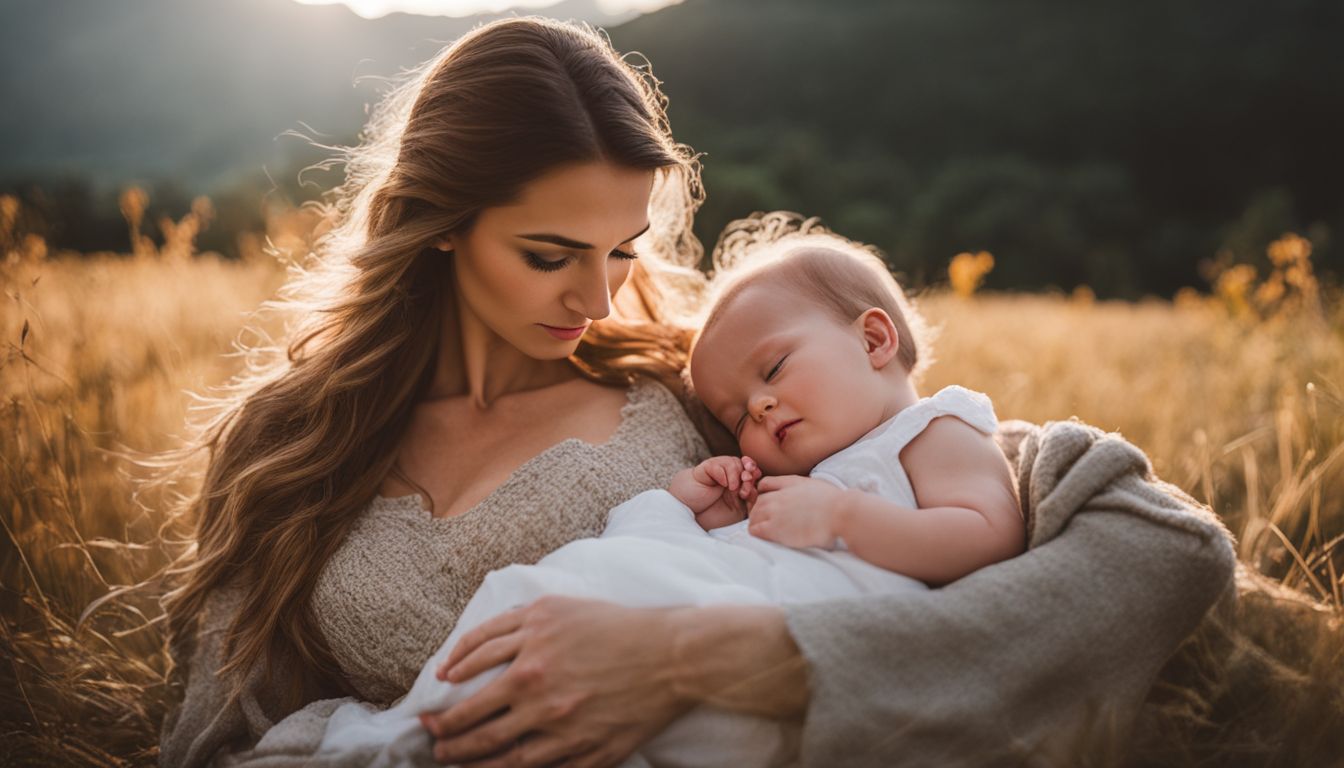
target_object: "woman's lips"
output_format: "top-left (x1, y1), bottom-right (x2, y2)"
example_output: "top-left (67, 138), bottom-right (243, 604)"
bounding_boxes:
top-left (776, 419), bottom-right (801, 445)
top-left (539, 323), bottom-right (588, 340)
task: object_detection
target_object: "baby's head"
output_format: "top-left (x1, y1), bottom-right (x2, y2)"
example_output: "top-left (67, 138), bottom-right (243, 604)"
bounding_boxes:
top-left (690, 233), bottom-right (931, 477)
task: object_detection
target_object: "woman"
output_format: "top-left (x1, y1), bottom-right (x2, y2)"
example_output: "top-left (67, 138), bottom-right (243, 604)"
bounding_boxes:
top-left (159, 17), bottom-right (1237, 768)
top-left (159, 16), bottom-right (719, 766)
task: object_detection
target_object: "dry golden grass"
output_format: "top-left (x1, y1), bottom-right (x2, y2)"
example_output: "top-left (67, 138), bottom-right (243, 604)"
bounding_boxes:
top-left (1, 200), bottom-right (1341, 765)
top-left (922, 292), bottom-right (1344, 590)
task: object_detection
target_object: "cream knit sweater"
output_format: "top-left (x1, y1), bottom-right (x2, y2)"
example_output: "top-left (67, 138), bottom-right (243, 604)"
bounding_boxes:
top-left (160, 392), bottom-right (1238, 767)
top-left (159, 376), bottom-right (709, 767)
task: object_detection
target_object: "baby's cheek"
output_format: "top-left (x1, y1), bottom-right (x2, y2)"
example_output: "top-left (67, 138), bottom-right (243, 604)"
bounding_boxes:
top-left (750, 454), bottom-right (790, 478)
top-left (740, 435), bottom-right (772, 466)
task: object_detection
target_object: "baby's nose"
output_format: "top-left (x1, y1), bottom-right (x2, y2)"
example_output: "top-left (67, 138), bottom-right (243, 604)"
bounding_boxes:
top-left (750, 397), bottom-right (776, 419)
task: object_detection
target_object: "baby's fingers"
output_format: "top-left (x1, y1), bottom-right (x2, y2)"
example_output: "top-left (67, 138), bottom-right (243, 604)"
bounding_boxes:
top-left (713, 461), bottom-right (738, 492)
top-left (743, 456), bottom-right (762, 479)
top-left (756, 475), bottom-right (801, 494)
top-left (726, 463), bottom-right (740, 492)
top-left (738, 469), bottom-right (754, 498)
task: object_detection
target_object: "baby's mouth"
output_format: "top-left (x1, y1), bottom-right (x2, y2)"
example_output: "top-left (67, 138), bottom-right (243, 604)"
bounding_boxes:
top-left (776, 419), bottom-right (801, 445)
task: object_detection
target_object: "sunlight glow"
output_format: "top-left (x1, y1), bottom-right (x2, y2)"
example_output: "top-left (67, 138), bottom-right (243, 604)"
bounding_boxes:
top-left (291, 0), bottom-right (681, 20)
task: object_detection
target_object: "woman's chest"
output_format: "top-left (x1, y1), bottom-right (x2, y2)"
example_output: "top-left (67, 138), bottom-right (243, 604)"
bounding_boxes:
top-left (387, 382), bottom-right (630, 518)
top-left (314, 440), bottom-right (675, 700)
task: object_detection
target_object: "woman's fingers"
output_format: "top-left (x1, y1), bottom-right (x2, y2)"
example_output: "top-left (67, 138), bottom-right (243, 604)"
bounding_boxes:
top-left (431, 706), bottom-right (531, 765)
top-left (420, 672), bottom-right (516, 738)
top-left (461, 732), bottom-right (584, 768)
top-left (440, 631), bottom-right (524, 683)
top-left (556, 741), bottom-right (635, 768)
top-left (443, 605), bottom-right (528, 671)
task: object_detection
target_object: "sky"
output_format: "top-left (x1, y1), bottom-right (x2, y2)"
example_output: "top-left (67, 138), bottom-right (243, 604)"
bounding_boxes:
top-left (291, 0), bottom-right (680, 19)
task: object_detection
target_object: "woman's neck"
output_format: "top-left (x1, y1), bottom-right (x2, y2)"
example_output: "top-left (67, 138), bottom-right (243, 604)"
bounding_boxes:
top-left (425, 289), bottom-right (578, 411)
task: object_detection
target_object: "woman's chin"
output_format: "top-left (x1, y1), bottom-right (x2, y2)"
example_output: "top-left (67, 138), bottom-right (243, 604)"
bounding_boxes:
top-left (512, 335), bottom-right (584, 361)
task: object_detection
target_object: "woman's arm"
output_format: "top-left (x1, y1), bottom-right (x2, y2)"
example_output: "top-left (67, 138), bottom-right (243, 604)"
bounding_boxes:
top-left (784, 508), bottom-right (1235, 765)
top-left (159, 581), bottom-right (367, 768)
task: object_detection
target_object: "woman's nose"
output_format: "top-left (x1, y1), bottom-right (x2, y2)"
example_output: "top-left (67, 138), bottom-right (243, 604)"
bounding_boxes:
top-left (564, 259), bottom-right (613, 321)
top-left (748, 394), bottom-right (776, 421)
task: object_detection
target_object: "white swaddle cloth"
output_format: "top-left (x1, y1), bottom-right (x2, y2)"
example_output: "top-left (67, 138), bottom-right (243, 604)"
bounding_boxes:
top-left (308, 386), bottom-right (997, 767)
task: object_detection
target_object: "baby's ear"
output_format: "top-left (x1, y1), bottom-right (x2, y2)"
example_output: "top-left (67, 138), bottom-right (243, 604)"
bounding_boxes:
top-left (856, 308), bottom-right (901, 369)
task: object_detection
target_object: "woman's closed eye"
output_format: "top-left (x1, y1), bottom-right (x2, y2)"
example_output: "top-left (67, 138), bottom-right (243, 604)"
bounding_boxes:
top-left (521, 249), bottom-right (639, 273)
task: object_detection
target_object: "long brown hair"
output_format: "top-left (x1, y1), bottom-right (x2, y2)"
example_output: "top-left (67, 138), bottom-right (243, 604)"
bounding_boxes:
top-left (160, 16), bottom-right (706, 711)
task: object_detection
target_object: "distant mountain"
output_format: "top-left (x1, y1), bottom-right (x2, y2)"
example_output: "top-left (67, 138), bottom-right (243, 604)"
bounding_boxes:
top-left (0, 0), bottom-right (639, 190)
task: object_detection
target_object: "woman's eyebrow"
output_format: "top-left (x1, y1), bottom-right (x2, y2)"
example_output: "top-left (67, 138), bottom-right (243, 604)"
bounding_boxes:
top-left (518, 222), bottom-right (651, 250)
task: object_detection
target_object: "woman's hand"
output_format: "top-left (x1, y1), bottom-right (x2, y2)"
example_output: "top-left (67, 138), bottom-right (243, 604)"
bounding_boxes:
top-left (419, 596), bottom-right (691, 767)
top-left (419, 596), bottom-right (809, 767)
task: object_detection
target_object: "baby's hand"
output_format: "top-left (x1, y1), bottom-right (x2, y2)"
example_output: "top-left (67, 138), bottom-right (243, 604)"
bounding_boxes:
top-left (669, 455), bottom-right (762, 531)
top-left (749, 475), bottom-right (845, 549)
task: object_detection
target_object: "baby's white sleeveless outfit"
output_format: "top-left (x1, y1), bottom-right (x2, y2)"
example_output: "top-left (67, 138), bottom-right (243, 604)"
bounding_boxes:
top-left (311, 385), bottom-right (1001, 767)
top-left (700, 385), bottom-right (998, 593)
top-left (811, 385), bottom-right (999, 507)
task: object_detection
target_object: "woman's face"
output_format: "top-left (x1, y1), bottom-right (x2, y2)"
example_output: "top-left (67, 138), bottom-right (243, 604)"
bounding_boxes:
top-left (441, 161), bottom-right (655, 360)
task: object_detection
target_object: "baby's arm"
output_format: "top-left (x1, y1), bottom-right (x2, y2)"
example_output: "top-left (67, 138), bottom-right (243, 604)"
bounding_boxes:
top-left (669, 456), bottom-right (762, 531)
top-left (752, 416), bottom-right (1024, 585)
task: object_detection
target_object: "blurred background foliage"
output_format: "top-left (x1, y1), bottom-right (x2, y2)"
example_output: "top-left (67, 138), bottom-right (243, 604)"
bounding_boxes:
top-left (2, 0), bottom-right (1341, 297)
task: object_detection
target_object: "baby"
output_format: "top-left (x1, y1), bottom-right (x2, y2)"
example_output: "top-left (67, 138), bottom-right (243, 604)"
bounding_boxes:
top-left (305, 239), bottom-right (1026, 767)
top-left (670, 241), bottom-right (1025, 585)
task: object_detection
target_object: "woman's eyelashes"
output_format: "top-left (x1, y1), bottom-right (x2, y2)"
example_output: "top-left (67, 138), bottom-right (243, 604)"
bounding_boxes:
top-left (521, 251), bottom-right (565, 272)
top-left (521, 249), bottom-right (639, 273)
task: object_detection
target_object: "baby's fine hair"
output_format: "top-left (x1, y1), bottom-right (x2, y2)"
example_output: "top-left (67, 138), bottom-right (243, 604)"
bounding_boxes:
top-left (696, 211), bottom-right (935, 382)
